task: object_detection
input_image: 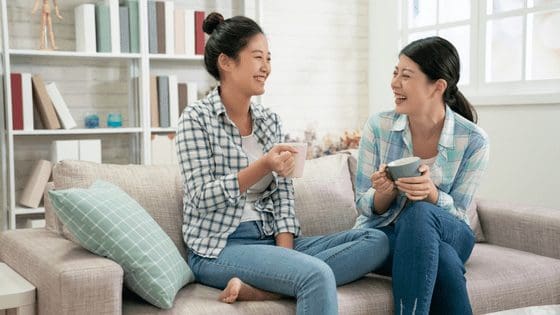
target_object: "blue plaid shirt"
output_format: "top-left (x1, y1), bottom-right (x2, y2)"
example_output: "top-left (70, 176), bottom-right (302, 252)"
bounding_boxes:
top-left (176, 87), bottom-right (301, 258)
top-left (354, 106), bottom-right (489, 229)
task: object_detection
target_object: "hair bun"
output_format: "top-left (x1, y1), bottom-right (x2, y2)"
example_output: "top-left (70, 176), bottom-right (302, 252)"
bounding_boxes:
top-left (203, 12), bottom-right (224, 35)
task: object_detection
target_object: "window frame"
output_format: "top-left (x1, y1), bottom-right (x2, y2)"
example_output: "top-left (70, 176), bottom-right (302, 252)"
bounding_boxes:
top-left (399, 0), bottom-right (560, 106)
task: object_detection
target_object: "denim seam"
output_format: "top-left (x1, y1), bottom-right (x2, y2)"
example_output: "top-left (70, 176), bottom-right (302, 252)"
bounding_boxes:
top-left (321, 230), bottom-right (370, 266)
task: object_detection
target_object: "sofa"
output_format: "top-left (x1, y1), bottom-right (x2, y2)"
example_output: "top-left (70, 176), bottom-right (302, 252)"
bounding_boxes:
top-left (1, 152), bottom-right (559, 315)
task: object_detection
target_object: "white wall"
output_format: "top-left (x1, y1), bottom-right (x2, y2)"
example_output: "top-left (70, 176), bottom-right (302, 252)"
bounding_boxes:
top-left (259, 0), bottom-right (369, 138)
top-left (476, 105), bottom-right (560, 208)
top-left (369, 2), bottom-right (560, 209)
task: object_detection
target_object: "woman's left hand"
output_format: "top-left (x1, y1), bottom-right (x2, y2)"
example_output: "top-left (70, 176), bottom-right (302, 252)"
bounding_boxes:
top-left (394, 165), bottom-right (438, 203)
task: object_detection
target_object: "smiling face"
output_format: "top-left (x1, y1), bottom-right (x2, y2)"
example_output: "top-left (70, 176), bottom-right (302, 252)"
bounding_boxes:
top-left (391, 55), bottom-right (442, 116)
top-left (221, 33), bottom-right (271, 97)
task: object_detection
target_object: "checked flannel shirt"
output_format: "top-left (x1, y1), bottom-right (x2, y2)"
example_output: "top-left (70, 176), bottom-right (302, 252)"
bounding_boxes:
top-left (354, 105), bottom-right (490, 229)
top-left (176, 87), bottom-right (301, 258)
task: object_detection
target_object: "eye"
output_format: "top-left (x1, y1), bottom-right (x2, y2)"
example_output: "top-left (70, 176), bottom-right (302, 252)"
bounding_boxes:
top-left (392, 71), bottom-right (398, 77)
top-left (255, 55), bottom-right (263, 59)
top-left (402, 74), bottom-right (410, 79)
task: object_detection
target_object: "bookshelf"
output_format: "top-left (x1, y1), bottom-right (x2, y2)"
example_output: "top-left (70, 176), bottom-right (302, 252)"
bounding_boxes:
top-left (1, 0), bottom-right (261, 230)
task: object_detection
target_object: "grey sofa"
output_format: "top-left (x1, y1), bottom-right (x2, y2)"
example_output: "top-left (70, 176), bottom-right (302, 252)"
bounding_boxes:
top-left (1, 153), bottom-right (559, 314)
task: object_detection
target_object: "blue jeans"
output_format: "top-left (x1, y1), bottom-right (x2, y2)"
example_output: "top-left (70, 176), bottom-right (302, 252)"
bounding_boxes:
top-left (376, 201), bottom-right (476, 315)
top-left (188, 221), bottom-right (389, 315)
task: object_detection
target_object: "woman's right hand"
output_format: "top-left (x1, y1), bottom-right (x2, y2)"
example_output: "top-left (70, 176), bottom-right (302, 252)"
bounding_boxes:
top-left (264, 145), bottom-right (298, 177)
top-left (371, 164), bottom-right (397, 195)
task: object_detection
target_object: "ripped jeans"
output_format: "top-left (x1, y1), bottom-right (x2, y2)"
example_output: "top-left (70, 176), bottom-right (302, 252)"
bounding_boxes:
top-left (376, 201), bottom-right (476, 315)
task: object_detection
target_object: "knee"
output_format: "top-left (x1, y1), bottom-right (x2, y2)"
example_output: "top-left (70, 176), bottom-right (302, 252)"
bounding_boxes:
top-left (398, 201), bottom-right (438, 227)
top-left (302, 258), bottom-right (336, 289)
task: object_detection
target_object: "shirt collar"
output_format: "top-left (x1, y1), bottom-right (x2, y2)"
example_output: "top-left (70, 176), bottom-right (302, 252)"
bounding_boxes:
top-left (209, 86), bottom-right (265, 121)
top-left (391, 105), bottom-right (456, 149)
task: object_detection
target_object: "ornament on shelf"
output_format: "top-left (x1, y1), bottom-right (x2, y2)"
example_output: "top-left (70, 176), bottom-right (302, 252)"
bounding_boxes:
top-left (32, 0), bottom-right (63, 50)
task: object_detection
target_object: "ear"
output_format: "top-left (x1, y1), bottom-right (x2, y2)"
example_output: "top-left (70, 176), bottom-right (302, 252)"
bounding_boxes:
top-left (217, 53), bottom-right (233, 74)
top-left (433, 79), bottom-right (448, 97)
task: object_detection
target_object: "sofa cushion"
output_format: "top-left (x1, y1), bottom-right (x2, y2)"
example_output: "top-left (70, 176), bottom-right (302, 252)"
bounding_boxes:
top-left (123, 275), bottom-right (394, 315)
top-left (293, 153), bottom-right (358, 236)
top-left (51, 160), bottom-right (186, 259)
top-left (466, 243), bottom-right (560, 314)
top-left (48, 180), bottom-right (194, 309)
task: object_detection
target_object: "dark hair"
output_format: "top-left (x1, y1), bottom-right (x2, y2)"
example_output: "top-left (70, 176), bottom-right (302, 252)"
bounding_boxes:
top-left (400, 36), bottom-right (477, 123)
top-left (202, 12), bottom-right (263, 81)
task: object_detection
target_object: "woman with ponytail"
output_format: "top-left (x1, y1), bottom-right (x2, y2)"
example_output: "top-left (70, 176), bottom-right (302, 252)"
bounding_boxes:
top-left (176, 12), bottom-right (389, 315)
top-left (354, 36), bottom-right (489, 314)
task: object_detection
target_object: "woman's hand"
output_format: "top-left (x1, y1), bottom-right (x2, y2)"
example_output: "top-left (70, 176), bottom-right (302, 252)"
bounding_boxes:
top-left (394, 165), bottom-right (438, 202)
top-left (371, 164), bottom-right (397, 196)
top-left (264, 145), bottom-right (298, 177)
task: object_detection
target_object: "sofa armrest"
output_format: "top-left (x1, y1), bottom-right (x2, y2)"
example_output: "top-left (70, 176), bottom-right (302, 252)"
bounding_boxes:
top-left (477, 199), bottom-right (560, 259)
top-left (0, 229), bottom-right (123, 315)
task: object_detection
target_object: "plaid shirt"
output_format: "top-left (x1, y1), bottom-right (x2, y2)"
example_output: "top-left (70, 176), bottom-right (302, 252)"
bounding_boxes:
top-left (354, 106), bottom-right (489, 229)
top-left (176, 87), bottom-right (301, 258)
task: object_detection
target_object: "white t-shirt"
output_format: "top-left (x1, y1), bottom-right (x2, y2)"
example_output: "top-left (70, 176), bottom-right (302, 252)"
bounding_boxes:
top-left (240, 134), bottom-right (273, 222)
top-left (421, 155), bottom-right (437, 167)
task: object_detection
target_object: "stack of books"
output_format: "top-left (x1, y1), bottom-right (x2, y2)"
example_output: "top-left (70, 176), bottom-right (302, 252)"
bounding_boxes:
top-left (10, 73), bottom-right (76, 131)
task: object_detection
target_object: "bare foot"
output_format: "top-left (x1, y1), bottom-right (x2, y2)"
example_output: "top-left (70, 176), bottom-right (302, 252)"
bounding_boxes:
top-left (218, 277), bottom-right (283, 303)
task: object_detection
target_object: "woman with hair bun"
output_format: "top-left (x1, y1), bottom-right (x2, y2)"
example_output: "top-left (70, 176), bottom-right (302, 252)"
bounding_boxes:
top-left (175, 12), bottom-right (389, 314)
top-left (354, 36), bottom-right (489, 314)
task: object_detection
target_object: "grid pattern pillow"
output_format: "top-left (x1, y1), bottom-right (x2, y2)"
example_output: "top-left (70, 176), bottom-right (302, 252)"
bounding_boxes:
top-left (48, 180), bottom-right (194, 309)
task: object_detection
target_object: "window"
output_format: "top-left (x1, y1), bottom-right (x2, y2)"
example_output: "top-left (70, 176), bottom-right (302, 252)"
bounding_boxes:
top-left (400, 0), bottom-right (560, 104)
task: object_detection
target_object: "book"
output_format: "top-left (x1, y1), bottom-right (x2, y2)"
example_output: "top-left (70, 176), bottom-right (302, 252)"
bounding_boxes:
top-left (10, 73), bottom-right (23, 130)
top-left (79, 139), bottom-right (102, 163)
top-left (75, 4), bottom-right (97, 52)
top-left (148, 1), bottom-right (157, 54)
top-left (21, 73), bottom-right (34, 131)
top-left (194, 11), bottom-right (205, 55)
top-left (151, 134), bottom-right (178, 165)
top-left (95, 3), bottom-right (112, 53)
top-left (25, 218), bottom-right (46, 229)
top-left (19, 160), bottom-right (52, 208)
top-left (178, 83), bottom-right (187, 116)
top-left (184, 9), bottom-right (195, 56)
top-left (104, 0), bottom-right (120, 53)
top-left (168, 75), bottom-right (178, 127)
top-left (174, 7), bottom-right (185, 55)
top-left (123, 0), bottom-right (139, 53)
top-left (45, 82), bottom-right (77, 129)
top-left (51, 140), bottom-right (101, 164)
top-left (150, 75), bottom-right (159, 127)
top-left (164, 1), bottom-right (174, 55)
top-left (157, 76), bottom-right (170, 127)
top-left (51, 140), bottom-right (79, 164)
top-left (119, 6), bottom-right (130, 53)
top-left (156, 1), bottom-right (166, 54)
top-left (32, 74), bottom-right (61, 129)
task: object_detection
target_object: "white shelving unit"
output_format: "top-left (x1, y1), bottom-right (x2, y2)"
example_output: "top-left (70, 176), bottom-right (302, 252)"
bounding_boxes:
top-left (0, 0), bottom-right (261, 230)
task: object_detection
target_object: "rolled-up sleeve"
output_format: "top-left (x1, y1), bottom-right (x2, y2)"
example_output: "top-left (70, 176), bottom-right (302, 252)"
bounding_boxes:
top-left (176, 109), bottom-right (242, 213)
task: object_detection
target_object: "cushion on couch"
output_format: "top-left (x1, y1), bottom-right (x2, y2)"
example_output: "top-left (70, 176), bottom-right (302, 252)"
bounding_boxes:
top-left (293, 153), bottom-right (359, 236)
top-left (48, 180), bottom-right (194, 309)
top-left (50, 160), bottom-right (187, 259)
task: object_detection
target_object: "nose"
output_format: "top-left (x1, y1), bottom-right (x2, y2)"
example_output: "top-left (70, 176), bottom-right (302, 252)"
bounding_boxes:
top-left (391, 75), bottom-right (400, 90)
top-left (261, 60), bottom-right (270, 74)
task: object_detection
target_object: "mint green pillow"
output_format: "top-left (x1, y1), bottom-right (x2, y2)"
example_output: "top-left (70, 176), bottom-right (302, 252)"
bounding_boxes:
top-left (48, 180), bottom-right (194, 309)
